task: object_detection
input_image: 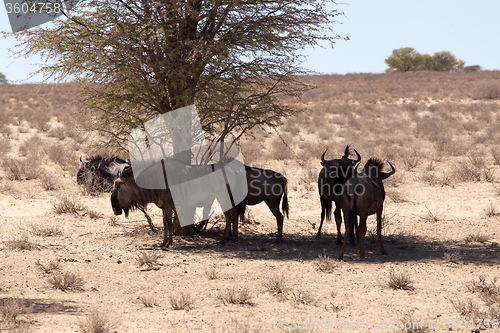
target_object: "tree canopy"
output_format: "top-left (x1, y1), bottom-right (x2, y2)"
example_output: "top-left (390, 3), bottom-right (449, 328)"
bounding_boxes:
top-left (16, 0), bottom-right (344, 150)
top-left (0, 72), bottom-right (7, 84)
top-left (385, 47), bottom-right (467, 73)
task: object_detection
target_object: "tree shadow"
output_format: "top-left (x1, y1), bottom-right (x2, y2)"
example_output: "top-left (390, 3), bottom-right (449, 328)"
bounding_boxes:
top-left (0, 297), bottom-right (80, 315)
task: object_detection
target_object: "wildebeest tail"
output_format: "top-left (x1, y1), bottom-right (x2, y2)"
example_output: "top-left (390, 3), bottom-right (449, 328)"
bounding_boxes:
top-left (281, 176), bottom-right (289, 219)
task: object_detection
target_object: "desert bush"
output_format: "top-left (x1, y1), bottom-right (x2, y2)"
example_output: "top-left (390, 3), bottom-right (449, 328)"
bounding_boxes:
top-left (30, 225), bottom-right (62, 237)
top-left (467, 275), bottom-right (499, 298)
top-left (290, 288), bottom-right (320, 306)
top-left (388, 270), bottom-right (414, 291)
top-left (18, 135), bottom-right (45, 158)
top-left (85, 208), bottom-right (103, 219)
top-left (48, 272), bottom-right (84, 291)
top-left (52, 196), bottom-right (86, 215)
top-left (135, 252), bottom-right (162, 269)
top-left (45, 142), bottom-right (77, 171)
top-left (204, 265), bottom-right (219, 280)
top-left (450, 297), bottom-right (479, 317)
top-left (4, 237), bottom-right (40, 251)
top-left (39, 172), bottom-right (58, 190)
top-left (315, 252), bottom-right (338, 273)
top-left (443, 249), bottom-right (462, 264)
top-left (35, 259), bottom-right (61, 274)
top-left (473, 81), bottom-right (500, 100)
top-left (217, 285), bottom-right (253, 305)
top-left (170, 292), bottom-right (195, 310)
top-left (77, 309), bottom-right (114, 333)
top-left (263, 273), bottom-right (288, 297)
top-left (464, 232), bottom-right (491, 244)
top-left (138, 296), bottom-right (159, 308)
top-left (0, 298), bottom-right (31, 323)
top-left (484, 202), bottom-right (499, 217)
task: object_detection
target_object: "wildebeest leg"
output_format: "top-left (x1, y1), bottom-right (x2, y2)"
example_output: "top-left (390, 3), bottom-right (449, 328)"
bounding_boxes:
top-left (358, 215), bottom-right (368, 259)
top-left (266, 202), bottom-right (284, 244)
top-left (377, 210), bottom-right (387, 255)
top-left (338, 209), bottom-right (349, 260)
top-left (160, 206), bottom-right (173, 248)
top-left (221, 209), bottom-right (234, 245)
top-left (333, 202), bottom-right (343, 244)
top-left (138, 206), bottom-right (157, 233)
top-left (316, 196), bottom-right (331, 238)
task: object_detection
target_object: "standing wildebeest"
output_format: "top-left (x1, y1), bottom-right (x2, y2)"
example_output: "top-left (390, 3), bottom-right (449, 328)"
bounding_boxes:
top-left (338, 158), bottom-right (395, 259)
top-left (317, 145), bottom-right (361, 242)
top-left (77, 155), bottom-right (156, 231)
top-left (111, 161), bottom-right (241, 248)
top-left (223, 165), bottom-right (289, 244)
top-left (111, 163), bottom-right (289, 247)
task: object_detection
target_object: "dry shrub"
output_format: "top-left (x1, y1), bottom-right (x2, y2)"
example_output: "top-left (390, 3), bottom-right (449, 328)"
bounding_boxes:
top-left (443, 249), bottom-right (462, 264)
top-left (450, 297), bottom-right (479, 317)
top-left (170, 292), bottom-right (195, 310)
top-left (30, 225), bottom-right (62, 237)
top-left (52, 196), bottom-right (85, 215)
top-left (290, 288), bottom-right (320, 307)
top-left (39, 172), bottom-right (58, 190)
top-left (35, 259), bottom-right (61, 274)
top-left (315, 252), bottom-right (338, 273)
top-left (0, 298), bottom-right (31, 323)
top-left (464, 232), bottom-right (491, 244)
top-left (77, 309), bottom-right (114, 333)
top-left (467, 275), bottom-right (499, 298)
top-left (48, 272), bottom-right (84, 291)
top-left (135, 252), bottom-right (162, 269)
top-left (472, 81), bottom-right (500, 100)
top-left (138, 296), bottom-right (159, 308)
top-left (204, 265), bottom-right (219, 280)
top-left (388, 270), bottom-right (414, 291)
top-left (217, 285), bottom-right (253, 305)
top-left (1, 158), bottom-right (40, 181)
top-left (4, 237), bottom-right (40, 251)
top-left (18, 134), bottom-right (45, 158)
top-left (263, 273), bottom-right (288, 297)
top-left (45, 142), bottom-right (77, 171)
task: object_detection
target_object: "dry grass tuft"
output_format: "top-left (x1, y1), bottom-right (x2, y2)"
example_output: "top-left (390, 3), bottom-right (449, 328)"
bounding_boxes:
top-left (443, 249), bottom-right (462, 264)
top-left (39, 172), bottom-right (58, 191)
top-left (388, 270), bottom-right (414, 291)
top-left (170, 292), bottom-right (195, 310)
top-left (315, 252), bottom-right (338, 273)
top-left (464, 232), bottom-right (491, 244)
top-left (290, 288), bottom-right (320, 306)
top-left (263, 273), bottom-right (288, 297)
top-left (4, 237), bottom-right (40, 251)
top-left (0, 298), bottom-right (31, 323)
top-left (138, 296), bottom-right (160, 308)
top-left (35, 259), bottom-right (61, 274)
top-left (217, 285), bottom-right (253, 305)
top-left (77, 309), bottom-right (114, 333)
top-left (52, 196), bottom-right (85, 215)
top-left (30, 225), bottom-right (62, 237)
top-left (204, 265), bottom-right (219, 280)
top-left (48, 272), bottom-right (84, 291)
top-left (450, 297), bottom-right (479, 317)
top-left (135, 252), bottom-right (162, 270)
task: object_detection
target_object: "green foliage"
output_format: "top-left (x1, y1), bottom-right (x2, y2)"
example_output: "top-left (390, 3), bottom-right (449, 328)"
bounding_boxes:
top-left (17, 0), bottom-right (344, 149)
top-left (0, 72), bottom-right (8, 84)
top-left (384, 47), bottom-right (424, 73)
top-left (386, 48), bottom-right (467, 73)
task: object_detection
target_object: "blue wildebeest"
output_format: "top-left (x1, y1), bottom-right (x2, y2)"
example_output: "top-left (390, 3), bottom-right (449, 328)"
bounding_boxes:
top-left (338, 158), bottom-right (395, 259)
top-left (317, 145), bottom-right (361, 242)
top-left (111, 163), bottom-right (289, 247)
top-left (111, 161), bottom-right (242, 248)
top-left (223, 165), bottom-right (289, 244)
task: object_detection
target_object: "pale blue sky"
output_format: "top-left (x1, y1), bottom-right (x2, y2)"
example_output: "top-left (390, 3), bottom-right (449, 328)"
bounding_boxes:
top-left (1, 1), bottom-right (499, 83)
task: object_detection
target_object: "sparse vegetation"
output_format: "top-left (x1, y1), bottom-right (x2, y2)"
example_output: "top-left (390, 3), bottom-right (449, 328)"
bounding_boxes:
top-left (4, 237), bottom-right (40, 251)
top-left (30, 225), bottom-right (62, 237)
top-left (48, 272), bottom-right (84, 291)
top-left (263, 273), bottom-right (289, 297)
top-left (443, 249), bottom-right (462, 264)
top-left (77, 309), bottom-right (114, 333)
top-left (315, 252), bottom-right (338, 273)
top-left (0, 298), bottom-right (31, 323)
top-left (135, 252), bottom-right (162, 270)
top-left (217, 286), bottom-right (253, 305)
top-left (464, 232), bottom-right (491, 244)
top-left (388, 270), bottom-right (414, 291)
top-left (204, 265), bottom-right (219, 280)
top-left (290, 288), bottom-right (320, 306)
top-left (52, 196), bottom-right (85, 215)
top-left (170, 292), bottom-right (195, 310)
top-left (138, 296), bottom-right (160, 308)
top-left (450, 297), bottom-right (479, 317)
top-left (35, 259), bottom-right (61, 274)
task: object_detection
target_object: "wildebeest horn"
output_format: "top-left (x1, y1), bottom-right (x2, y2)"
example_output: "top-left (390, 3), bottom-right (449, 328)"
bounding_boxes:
top-left (352, 149), bottom-right (361, 163)
top-left (320, 150), bottom-right (335, 164)
top-left (380, 161), bottom-right (396, 180)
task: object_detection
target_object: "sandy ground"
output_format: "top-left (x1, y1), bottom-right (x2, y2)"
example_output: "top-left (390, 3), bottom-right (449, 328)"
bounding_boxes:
top-left (0, 153), bottom-right (499, 333)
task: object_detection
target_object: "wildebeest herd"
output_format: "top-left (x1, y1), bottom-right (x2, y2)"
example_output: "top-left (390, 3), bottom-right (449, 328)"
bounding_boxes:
top-left (77, 145), bottom-right (394, 259)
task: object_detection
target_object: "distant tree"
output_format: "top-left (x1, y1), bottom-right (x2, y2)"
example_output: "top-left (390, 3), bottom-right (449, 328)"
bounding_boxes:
top-left (429, 51), bottom-right (464, 72)
top-left (464, 65), bottom-right (481, 71)
top-left (0, 72), bottom-right (7, 84)
top-left (384, 47), bottom-right (424, 73)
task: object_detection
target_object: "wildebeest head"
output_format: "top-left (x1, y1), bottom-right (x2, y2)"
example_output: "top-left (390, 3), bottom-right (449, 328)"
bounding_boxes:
top-left (320, 145), bottom-right (361, 180)
top-left (110, 167), bottom-right (145, 218)
top-left (361, 158), bottom-right (396, 180)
